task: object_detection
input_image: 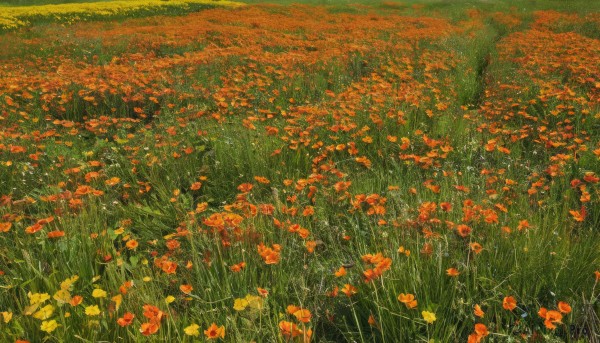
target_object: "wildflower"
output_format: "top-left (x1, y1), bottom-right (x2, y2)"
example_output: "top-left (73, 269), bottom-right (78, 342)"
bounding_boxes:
top-left (180, 284), bottom-right (193, 294)
top-left (33, 305), bottom-right (54, 320)
top-left (112, 294), bottom-right (122, 311)
top-left (184, 323), bottom-right (200, 336)
top-left (140, 322), bottom-right (160, 336)
top-left (279, 321), bottom-right (301, 338)
top-left (446, 268), bottom-right (460, 277)
top-left (474, 323), bottom-right (489, 337)
top-left (503, 296), bottom-right (517, 311)
top-left (117, 312), bottom-right (135, 327)
top-left (293, 309), bottom-right (311, 323)
top-left (92, 289), bottom-right (107, 298)
top-left (70, 296), bottom-right (83, 307)
top-left (85, 305), bottom-right (101, 316)
top-left (233, 298), bottom-right (249, 311)
top-left (165, 296), bottom-right (175, 304)
top-left (474, 304), bottom-right (485, 318)
top-left (40, 319), bottom-right (58, 333)
top-left (341, 284), bottom-right (357, 297)
top-left (204, 323), bottom-right (225, 340)
top-left (422, 311), bottom-right (436, 324)
top-left (398, 293), bottom-right (418, 309)
top-left (125, 239), bottom-right (138, 250)
top-left (1, 311), bottom-right (12, 323)
top-left (557, 301), bottom-right (571, 314)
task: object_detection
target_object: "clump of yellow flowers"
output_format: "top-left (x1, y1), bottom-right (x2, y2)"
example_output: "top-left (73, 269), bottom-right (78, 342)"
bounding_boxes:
top-left (0, 0), bottom-right (243, 31)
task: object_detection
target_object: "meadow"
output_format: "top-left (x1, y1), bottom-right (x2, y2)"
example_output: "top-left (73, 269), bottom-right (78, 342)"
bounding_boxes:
top-left (0, 0), bottom-right (599, 342)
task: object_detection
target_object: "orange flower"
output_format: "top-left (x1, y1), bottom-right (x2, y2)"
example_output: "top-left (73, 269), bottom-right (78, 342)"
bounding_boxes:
top-left (142, 304), bottom-right (165, 322)
top-left (474, 323), bottom-right (489, 337)
top-left (140, 322), bottom-right (160, 336)
top-left (456, 224), bottom-right (471, 237)
top-left (474, 304), bottom-right (485, 318)
top-left (257, 287), bottom-right (269, 297)
top-left (125, 239), bottom-right (138, 250)
top-left (334, 266), bottom-right (347, 277)
top-left (305, 240), bottom-right (317, 253)
top-left (0, 222), bottom-right (11, 233)
top-left (467, 333), bottom-right (480, 343)
top-left (117, 312), bottom-right (135, 327)
top-left (446, 268), bottom-right (460, 277)
top-left (368, 314), bottom-right (378, 327)
top-left (279, 321), bottom-right (301, 338)
top-left (542, 310), bottom-right (563, 330)
top-left (204, 323), bottom-right (225, 340)
top-left (257, 243), bottom-right (281, 265)
top-left (287, 305), bottom-right (301, 315)
top-left (341, 284), bottom-right (357, 297)
top-left (557, 301), bottom-right (571, 314)
top-left (230, 262), bottom-right (246, 272)
top-left (69, 295), bottom-right (83, 307)
top-left (470, 242), bottom-right (483, 254)
top-left (237, 183), bottom-right (253, 193)
top-left (47, 230), bottom-right (65, 239)
top-left (503, 296), bottom-right (517, 311)
top-left (180, 284), bottom-right (193, 294)
top-left (397, 293), bottom-right (418, 309)
top-left (293, 309), bottom-right (311, 323)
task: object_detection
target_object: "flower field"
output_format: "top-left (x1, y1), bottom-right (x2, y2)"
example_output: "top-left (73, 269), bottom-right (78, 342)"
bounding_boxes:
top-left (0, 0), bottom-right (242, 30)
top-left (0, 1), bottom-right (599, 342)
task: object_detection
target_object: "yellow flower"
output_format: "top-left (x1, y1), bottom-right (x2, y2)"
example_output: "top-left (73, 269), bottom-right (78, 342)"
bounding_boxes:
top-left (1, 311), bottom-right (12, 323)
top-left (60, 275), bottom-right (79, 290)
top-left (28, 292), bottom-right (51, 305)
top-left (143, 276), bottom-right (152, 282)
top-left (165, 295), bottom-right (176, 304)
top-left (53, 289), bottom-right (72, 304)
top-left (422, 311), bottom-right (436, 324)
top-left (245, 295), bottom-right (264, 310)
top-left (33, 304), bottom-right (55, 320)
top-left (40, 319), bottom-right (58, 333)
top-left (92, 289), bottom-right (107, 298)
top-left (112, 294), bottom-right (122, 311)
top-left (233, 298), bottom-right (248, 311)
top-left (184, 323), bottom-right (200, 336)
top-left (85, 305), bottom-right (101, 316)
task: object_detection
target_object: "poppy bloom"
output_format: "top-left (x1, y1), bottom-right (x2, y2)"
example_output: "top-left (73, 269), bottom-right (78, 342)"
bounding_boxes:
top-left (180, 284), bottom-right (193, 294)
top-left (446, 268), bottom-right (460, 277)
top-left (279, 321), bottom-right (301, 338)
top-left (398, 293), bottom-right (418, 309)
top-left (341, 284), bottom-right (357, 297)
top-left (47, 230), bottom-right (65, 238)
top-left (117, 312), bottom-right (135, 327)
top-left (474, 304), bottom-right (484, 318)
top-left (126, 239), bottom-right (138, 250)
top-left (140, 322), bottom-right (160, 336)
top-left (335, 266), bottom-right (347, 277)
top-left (457, 224), bottom-right (471, 237)
top-left (474, 323), bottom-right (488, 337)
top-left (293, 309), bottom-right (312, 323)
top-left (503, 296), bottom-right (517, 311)
top-left (204, 323), bottom-right (225, 339)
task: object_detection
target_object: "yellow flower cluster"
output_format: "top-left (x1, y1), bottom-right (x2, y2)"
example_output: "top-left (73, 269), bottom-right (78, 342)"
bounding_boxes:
top-left (0, 0), bottom-right (242, 30)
